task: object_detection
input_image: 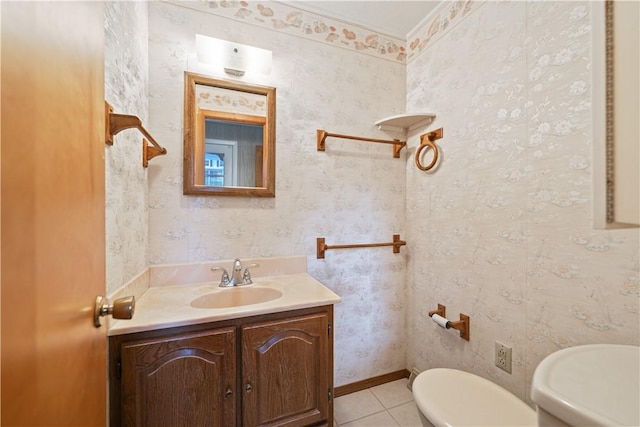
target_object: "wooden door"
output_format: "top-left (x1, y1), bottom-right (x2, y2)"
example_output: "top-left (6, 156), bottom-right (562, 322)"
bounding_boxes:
top-left (117, 328), bottom-right (237, 427)
top-left (242, 313), bottom-right (330, 427)
top-left (1, 2), bottom-right (107, 425)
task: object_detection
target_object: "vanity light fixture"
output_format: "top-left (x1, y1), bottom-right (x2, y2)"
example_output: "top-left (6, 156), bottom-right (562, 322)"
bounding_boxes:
top-left (195, 34), bottom-right (272, 77)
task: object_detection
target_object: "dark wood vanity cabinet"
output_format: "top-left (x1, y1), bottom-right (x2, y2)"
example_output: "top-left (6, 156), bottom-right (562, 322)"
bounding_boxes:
top-left (118, 327), bottom-right (237, 426)
top-left (242, 313), bottom-right (329, 427)
top-left (109, 306), bottom-right (333, 427)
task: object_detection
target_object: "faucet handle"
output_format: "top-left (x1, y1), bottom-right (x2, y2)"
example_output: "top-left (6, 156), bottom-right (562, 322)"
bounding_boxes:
top-left (242, 263), bottom-right (260, 285)
top-left (211, 266), bottom-right (231, 286)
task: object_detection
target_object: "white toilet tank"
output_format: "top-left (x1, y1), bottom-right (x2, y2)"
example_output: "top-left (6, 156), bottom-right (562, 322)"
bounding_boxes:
top-left (531, 344), bottom-right (639, 427)
top-left (412, 368), bottom-right (536, 427)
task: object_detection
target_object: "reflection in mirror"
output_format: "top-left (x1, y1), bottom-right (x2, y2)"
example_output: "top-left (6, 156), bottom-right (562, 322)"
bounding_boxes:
top-left (198, 116), bottom-right (263, 187)
top-left (184, 72), bottom-right (275, 197)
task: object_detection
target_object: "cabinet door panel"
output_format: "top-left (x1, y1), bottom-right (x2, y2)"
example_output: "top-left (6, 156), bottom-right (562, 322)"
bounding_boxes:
top-left (120, 328), bottom-right (236, 427)
top-left (242, 314), bottom-right (328, 427)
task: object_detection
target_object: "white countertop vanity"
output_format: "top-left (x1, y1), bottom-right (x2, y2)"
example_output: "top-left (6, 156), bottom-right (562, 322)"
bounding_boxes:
top-left (108, 271), bottom-right (340, 336)
top-left (108, 256), bottom-right (340, 427)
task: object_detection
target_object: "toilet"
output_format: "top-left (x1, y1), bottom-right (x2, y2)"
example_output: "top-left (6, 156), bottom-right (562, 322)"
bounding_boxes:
top-left (412, 368), bottom-right (537, 427)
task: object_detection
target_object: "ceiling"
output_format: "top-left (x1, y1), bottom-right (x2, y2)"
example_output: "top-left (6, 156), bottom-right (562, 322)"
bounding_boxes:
top-left (287, 1), bottom-right (441, 39)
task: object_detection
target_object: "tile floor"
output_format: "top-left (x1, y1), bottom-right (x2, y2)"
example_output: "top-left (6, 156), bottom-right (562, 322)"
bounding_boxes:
top-left (334, 378), bottom-right (423, 427)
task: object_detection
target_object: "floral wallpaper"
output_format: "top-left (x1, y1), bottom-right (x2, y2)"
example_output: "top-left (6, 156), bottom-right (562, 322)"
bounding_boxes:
top-left (104, 1), bottom-right (150, 294)
top-left (405, 1), bottom-right (639, 404)
top-left (148, 1), bottom-right (407, 386)
top-left (165, 0), bottom-right (406, 63)
top-left (196, 84), bottom-right (267, 115)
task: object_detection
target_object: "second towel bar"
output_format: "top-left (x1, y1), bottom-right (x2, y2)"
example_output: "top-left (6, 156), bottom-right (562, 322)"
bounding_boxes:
top-left (317, 129), bottom-right (406, 158)
top-left (316, 235), bottom-right (406, 259)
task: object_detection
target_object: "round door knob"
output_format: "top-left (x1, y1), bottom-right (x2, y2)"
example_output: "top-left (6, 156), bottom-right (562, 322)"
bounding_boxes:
top-left (93, 295), bottom-right (135, 327)
top-left (112, 296), bottom-right (135, 320)
top-left (245, 383), bottom-right (253, 392)
top-left (225, 388), bottom-right (233, 397)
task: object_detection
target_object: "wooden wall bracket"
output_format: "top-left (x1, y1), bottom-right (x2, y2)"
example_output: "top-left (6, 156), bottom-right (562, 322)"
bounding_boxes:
top-left (142, 139), bottom-right (166, 168)
top-left (105, 101), bottom-right (167, 167)
top-left (317, 129), bottom-right (406, 158)
top-left (449, 313), bottom-right (470, 341)
top-left (428, 304), bottom-right (446, 318)
top-left (316, 234), bottom-right (407, 259)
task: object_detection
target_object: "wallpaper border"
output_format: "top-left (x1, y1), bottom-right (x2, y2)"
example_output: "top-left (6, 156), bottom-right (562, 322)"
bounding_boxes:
top-left (163, 0), bottom-right (486, 65)
top-left (164, 0), bottom-right (407, 63)
top-left (406, 0), bottom-right (484, 62)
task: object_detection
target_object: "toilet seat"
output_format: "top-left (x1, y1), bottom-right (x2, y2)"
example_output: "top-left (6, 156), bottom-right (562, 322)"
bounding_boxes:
top-left (412, 368), bottom-right (536, 427)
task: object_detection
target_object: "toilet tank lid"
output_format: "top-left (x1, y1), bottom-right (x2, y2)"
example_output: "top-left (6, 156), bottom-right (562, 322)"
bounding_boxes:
top-left (412, 368), bottom-right (536, 427)
top-left (531, 344), bottom-right (640, 427)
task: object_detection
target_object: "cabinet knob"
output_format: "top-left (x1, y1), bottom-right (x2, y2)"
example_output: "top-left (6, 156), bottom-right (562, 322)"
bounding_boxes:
top-left (245, 383), bottom-right (253, 392)
top-left (225, 388), bottom-right (233, 397)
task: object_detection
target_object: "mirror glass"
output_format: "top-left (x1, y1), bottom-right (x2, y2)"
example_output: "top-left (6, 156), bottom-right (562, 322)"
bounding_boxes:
top-left (184, 72), bottom-right (276, 196)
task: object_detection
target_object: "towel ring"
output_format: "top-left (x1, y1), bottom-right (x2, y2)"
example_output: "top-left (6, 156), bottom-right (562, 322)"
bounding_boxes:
top-left (415, 128), bottom-right (443, 171)
top-left (415, 139), bottom-right (438, 171)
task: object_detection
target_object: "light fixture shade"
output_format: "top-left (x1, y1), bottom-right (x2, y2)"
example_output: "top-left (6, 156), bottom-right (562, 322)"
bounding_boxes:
top-left (195, 34), bottom-right (272, 76)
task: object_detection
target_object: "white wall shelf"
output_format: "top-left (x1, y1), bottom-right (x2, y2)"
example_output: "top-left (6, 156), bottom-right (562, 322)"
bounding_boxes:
top-left (375, 113), bottom-right (436, 133)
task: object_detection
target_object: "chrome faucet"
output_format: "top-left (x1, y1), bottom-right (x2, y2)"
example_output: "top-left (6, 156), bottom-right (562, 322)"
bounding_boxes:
top-left (231, 258), bottom-right (243, 285)
top-left (211, 258), bottom-right (260, 287)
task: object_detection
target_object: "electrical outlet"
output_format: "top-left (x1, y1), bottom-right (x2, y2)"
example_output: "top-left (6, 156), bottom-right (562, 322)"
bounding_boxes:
top-left (495, 341), bottom-right (512, 374)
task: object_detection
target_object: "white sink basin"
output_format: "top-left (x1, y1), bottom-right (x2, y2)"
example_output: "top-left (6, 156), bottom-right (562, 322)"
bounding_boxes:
top-left (191, 287), bottom-right (283, 309)
top-left (531, 344), bottom-right (640, 427)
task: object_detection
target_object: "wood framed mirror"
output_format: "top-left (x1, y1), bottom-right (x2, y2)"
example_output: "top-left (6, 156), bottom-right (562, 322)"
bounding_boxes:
top-left (184, 72), bottom-right (276, 197)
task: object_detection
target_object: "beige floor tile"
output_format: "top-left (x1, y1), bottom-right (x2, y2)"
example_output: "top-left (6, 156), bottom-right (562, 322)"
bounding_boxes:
top-left (340, 410), bottom-right (401, 427)
top-left (334, 389), bottom-right (386, 425)
top-left (370, 378), bottom-right (414, 409)
top-left (388, 401), bottom-right (423, 427)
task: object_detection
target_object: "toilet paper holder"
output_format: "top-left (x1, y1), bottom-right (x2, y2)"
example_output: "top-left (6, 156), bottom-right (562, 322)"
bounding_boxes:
top-left (428, 303), bottom-right (470, 341)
